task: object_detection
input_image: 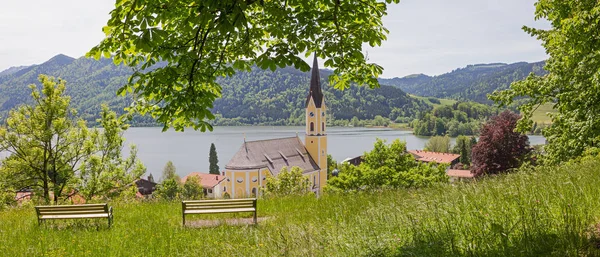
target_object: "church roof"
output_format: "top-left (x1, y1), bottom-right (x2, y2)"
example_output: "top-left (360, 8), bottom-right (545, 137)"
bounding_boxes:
top-left (225, 136), bottom-right (320, 175)
top-left (305, 54), bottom-right (324, 108)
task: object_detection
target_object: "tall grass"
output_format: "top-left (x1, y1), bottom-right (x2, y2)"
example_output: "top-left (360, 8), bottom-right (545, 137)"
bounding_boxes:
top-left (2, 157), bottom-right (600, 256)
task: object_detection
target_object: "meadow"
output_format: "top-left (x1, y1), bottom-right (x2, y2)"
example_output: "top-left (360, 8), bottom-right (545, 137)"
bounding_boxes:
top-left (531, 102), bottom-right (556, 123)
top-left (409, 94), bottom-right (457, 108)
top-left (2, 156), bottom-right (600, 256)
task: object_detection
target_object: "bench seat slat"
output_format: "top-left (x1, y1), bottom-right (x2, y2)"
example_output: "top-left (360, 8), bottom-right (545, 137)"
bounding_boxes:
top-left (183, 199), bottom-right (256, 204)
top-left (39, 213), bottom-right (110, 219)
top-left (36, 204), bottom-right (107, 209)
top-left (184, 208), bottom-right (255, 215)
top-left (186, 205), bottom-right (254, 209)
top-left (38, 210), bottom-right (109, 215)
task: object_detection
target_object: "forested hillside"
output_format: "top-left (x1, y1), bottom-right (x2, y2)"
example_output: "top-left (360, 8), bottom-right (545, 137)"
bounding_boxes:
top-left (213, 67), bottom-right (429, 125)
top-left (0, 55), bottom-right (430, 126)
top-left (380, 61), bottom-right (547, 103)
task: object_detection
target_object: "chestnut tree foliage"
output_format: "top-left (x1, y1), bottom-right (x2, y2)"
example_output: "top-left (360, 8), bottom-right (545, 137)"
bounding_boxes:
top-left (471, 111), bottom-right (531, 176)
top-left (88, 0), bottom-right (400, 131)
top-left (490, 0), bottom-right (600, 163)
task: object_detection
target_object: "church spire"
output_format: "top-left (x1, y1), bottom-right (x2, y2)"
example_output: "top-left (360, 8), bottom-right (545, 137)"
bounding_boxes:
top-left (306, 54), bottom-right (324, 108)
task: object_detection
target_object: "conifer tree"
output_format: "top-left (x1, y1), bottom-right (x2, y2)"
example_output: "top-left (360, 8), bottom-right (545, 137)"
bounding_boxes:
top-left (209, 143), bottom-right (219, 175)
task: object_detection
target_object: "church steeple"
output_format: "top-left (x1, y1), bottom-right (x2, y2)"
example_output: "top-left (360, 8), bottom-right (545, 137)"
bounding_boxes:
top-left (304, 53), bottom-right (327, 193)
top-left (306, 54), bottom-right (324, 108)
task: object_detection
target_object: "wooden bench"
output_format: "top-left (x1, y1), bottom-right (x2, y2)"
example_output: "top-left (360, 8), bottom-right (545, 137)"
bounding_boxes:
top-left (35, 203), bottom-right (114, 227)
top-left (182, 198), bottom-right (257, 226)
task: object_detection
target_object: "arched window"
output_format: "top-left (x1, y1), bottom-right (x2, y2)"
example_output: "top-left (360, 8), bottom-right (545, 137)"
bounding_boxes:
top-left (251, 188), bottom-right (257, 196)
top-left (322, 122), bottom-right (325, 132)
top-left (310, 122), bottom-right (314, 132)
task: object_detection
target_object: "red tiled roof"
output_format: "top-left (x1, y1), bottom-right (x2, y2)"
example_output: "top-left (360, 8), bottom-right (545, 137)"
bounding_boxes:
top-left (181, 172), bottom-right (226, 189)
top-left (447, 169), bottom-right (475, 178)
top-left (408, 150), bottom-right (460, 164)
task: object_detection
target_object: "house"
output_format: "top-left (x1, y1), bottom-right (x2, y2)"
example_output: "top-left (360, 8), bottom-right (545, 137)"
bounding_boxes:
top-left (135, 176), bottom-right (157, 198)
top-left (342, 155), bottom-right (363, 166)
top-left (15, 188), bottom-right (33, 203)
top-left (446, 169), bottom-right (477, 182)
top-left (222, 55), bottom-right (328, 198)
top-left (408, 150), bottom-right (460, 166)
top-left (181, 172), bottom-right (226, 198)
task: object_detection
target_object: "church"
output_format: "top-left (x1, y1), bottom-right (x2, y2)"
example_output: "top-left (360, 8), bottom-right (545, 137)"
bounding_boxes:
top-left (221, 55), bottom-right (328, 198)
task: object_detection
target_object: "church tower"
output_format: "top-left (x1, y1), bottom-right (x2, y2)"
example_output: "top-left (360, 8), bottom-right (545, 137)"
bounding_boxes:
top-left (305, 54), bottom-right (327, 191)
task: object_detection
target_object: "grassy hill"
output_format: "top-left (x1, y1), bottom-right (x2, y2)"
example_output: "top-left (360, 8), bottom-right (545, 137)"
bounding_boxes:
top-left (2, 156), bottom-right (600, 256)
top-left (531, 103), bottom-right (556, 124)
top-left (409, 94), bottom-right (457, 108)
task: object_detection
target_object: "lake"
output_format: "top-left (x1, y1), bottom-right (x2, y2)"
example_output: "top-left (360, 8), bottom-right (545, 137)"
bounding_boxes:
top-left (120, 126), bottom-right (546, 178)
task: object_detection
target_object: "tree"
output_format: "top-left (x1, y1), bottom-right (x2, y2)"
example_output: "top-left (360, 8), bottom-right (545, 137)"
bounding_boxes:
top-left (453, 135), bottom-right (476, 165)
top-left (471, 111), bottom-right (531, 176)
top-left (77, 105), bottom-right (146, 200)
top-left (155, 178), bottom-right (180, 200)
top-left (209, 143), bottom-right (219, 175)
top-left (88, 0), bottom-right (400, 131)
top-left (327, 154), bottom-right (338, 179)
top-left (327, 139), bottom-right (448, 191)
top-left (489, 1), bottom-right (600, 163)
top-left (424, 136), bottom-right (451, 153)
top-left (182, 175), bottom-right (203, 200)
top-left (262, 167), bottom-right (311, 198)
top-left (0, 75), bottom-right (144, 204)
top-left (161, 161), bottom-right (179, 182)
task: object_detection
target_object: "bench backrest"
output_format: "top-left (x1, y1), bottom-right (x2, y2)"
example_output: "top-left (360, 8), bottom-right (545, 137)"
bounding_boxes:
top-left (35, 204), bottom-right (109, 216)
top-left (182, 199), bottom-right (256, 211)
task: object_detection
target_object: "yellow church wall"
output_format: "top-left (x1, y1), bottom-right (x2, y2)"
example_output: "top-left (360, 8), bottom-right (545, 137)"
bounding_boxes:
top-left (223, 168), bottom-right (272, 198)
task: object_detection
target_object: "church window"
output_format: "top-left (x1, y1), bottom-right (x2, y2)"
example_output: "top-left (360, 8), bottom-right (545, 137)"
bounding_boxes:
top-left (251, 188), bottom-right (257, 196)
top-left (252, 176), bottom-right (258, 182)
top-left (224, 187), bottom-right (227, 192)
top-left (322, 111), bottom-right (325, 117)
top-left (236, 178), bottom-right (244, 183)
top-left (310, 122), bottom-right (314, 132)
top-left (322, 122), bottom-right (325, 131)
top-left (309, 112), bottom-right (315, 117)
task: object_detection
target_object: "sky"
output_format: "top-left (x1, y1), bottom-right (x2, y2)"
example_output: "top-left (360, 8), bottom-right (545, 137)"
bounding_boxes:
top-left (0, 0), bottom-right (549, 78)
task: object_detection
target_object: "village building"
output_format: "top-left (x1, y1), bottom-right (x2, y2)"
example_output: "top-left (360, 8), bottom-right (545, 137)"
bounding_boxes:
top-left (342, 155), bottom-right (363, 166)
top-left (408, 150), bottom-right (461, 166)
top-left (221, 55), bottom-right (328, 198)
top-left (447, 169), bottom-right (477, 182)
top-left (135, 176), bottom-right (157, 198)
top-left (181, 172), bottom-right (226, 198)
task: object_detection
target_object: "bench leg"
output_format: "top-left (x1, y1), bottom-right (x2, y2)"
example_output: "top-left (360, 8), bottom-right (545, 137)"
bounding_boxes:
top-left (182, 214), bottom-right (186, 227)
top-left (253, 211), bottom-right (257, 225)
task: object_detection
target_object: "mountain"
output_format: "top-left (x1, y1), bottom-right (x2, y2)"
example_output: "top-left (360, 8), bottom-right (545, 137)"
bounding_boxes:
top-left (0, 55), bottom-right (430, 126)
top-left (0, 66), bottom-right (31, 78)
top-left (380, 61), bottom-right (547, 103)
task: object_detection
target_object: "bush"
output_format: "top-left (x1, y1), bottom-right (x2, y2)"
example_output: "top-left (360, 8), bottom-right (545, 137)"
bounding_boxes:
top-left (262, 167), bottom-right (311, 198)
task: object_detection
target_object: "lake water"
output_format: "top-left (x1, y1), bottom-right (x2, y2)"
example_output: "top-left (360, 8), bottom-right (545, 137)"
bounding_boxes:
top-left (119, 126), bottom-right (546, 178)
top-left (0, 126), bottom-right (546, 178)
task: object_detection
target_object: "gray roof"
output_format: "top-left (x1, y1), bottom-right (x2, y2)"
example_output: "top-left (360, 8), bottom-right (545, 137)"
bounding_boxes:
top-left (225, 136), bottom-right (321, 175)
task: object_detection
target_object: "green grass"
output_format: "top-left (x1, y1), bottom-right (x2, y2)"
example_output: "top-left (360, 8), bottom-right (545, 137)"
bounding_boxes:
top-left (3, 157), bottom-right (600, 256)
top-left (532, 103), bottom-right (556, 123)
top-left (409, 94), bottom-right (457, 108)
